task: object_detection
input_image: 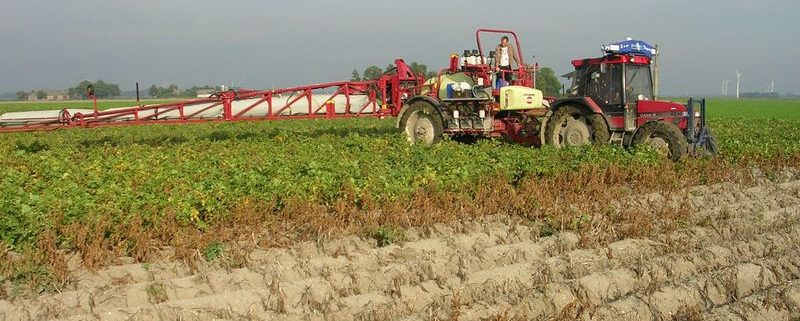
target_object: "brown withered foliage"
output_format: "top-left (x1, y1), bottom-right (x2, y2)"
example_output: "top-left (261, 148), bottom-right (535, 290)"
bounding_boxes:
top-left (0, 154), bottom-right (793, 297)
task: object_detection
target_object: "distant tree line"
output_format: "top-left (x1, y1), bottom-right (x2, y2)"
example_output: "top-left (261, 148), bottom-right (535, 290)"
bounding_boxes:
top-left (350, 62), bottom-right (438, 81)
top-left (15, 90), bottom-right (48, 100)
top-left (68, 80), bottom-right (121, 99)
top-left (12, 81), bottom-right (223, 101)
top-left (740, 92), bottom-right (779, 99)
top-left (13, 80), bottom-right (121, 100)
top-left (147, 84), bottom-right (220, 98)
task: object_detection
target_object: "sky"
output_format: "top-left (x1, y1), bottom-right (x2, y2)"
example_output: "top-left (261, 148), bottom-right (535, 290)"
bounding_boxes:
top-left (1, 0), bottom-right (798, 96)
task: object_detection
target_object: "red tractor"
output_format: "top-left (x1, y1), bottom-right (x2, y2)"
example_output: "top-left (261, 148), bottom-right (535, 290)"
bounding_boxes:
top-left (397, 29), bottom-right (718, 160)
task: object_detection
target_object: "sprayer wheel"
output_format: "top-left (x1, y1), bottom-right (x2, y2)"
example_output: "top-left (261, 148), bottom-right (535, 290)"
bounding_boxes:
top-left (399, 102), bottom-right (444, 146)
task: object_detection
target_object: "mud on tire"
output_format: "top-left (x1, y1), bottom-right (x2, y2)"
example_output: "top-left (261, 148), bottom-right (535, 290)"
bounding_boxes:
top-left (544, 105), bottom-right (609, 148)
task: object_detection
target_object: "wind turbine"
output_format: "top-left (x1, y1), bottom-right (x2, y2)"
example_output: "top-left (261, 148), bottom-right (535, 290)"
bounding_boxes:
top-left (725, 79), bottom-right (730, 97)
top-left (722, 79), bottom-right (730, 97)
top-left (735, 70), bottom-right (742, 98)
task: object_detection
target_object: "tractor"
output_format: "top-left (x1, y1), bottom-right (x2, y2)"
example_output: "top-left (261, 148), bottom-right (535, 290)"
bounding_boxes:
top-left (397, 29), bottom-right (718, 160)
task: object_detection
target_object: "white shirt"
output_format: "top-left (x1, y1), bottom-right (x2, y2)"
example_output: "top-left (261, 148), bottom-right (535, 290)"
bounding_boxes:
top-left (499, 47), bottom-right (510, 67)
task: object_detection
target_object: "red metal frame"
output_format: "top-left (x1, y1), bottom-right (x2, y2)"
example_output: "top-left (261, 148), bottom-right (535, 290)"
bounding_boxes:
top-left (0, 59), bottom-right (423, 133)
top-left (475, 29), bottom-right (533, 89)
top-left (571, 54), bottom-right (651, 68)
top-left (2, 28), bottom-right (701, 151)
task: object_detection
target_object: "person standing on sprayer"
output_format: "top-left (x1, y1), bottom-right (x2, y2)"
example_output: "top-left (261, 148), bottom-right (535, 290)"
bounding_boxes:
top-left (494, 36), bottom-right (519, 86)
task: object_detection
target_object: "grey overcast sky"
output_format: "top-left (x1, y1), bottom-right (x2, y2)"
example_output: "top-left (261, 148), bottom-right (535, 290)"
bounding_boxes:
top-left (1, 0), bottom-right (798, 96)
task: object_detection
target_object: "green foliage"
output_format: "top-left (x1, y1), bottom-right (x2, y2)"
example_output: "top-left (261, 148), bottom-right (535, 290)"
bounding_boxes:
top-left (14, 140), bottom-right (49, 153)
top-left (148, 84), bottom-right (219, 98)
top-left (15, 91), bottom-right (29, 101)
top-left (67, 80), bottom-right (120, 99)
top-left (0, 98), bottom-right (797, 253)
top-left (182, 85), bottom-right (217, 98)
top-left (408, 62), bottom-right (437, 79)
top-left (148, 84), bottom-right (178, 98)
top-left (536, 67), bottom-right (562, 97)
top-left (350, 69), bottom-right (361, 81)
top-left (2, 259), bottom-right (55, 298)
top-left (368, 225), bottom-right (405, 247)
top-left (146, 282), bottom-right (168, 303)
top-left (382, 62), bottom-right (436, 79)
top-left (362, 66), bottom-right (383, 80)
top-left (703, 98), bottom-right (800, 160)
top-left (539, 219), bottom-right (556, 237)
top-left (203, 241), bottom-right (224, 262)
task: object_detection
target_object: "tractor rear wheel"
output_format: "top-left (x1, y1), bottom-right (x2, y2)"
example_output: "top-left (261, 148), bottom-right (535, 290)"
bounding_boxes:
top-left (544, 105), bottom-right (608, 148)
top-left (632, 121), bottom-right (688, 161)
top-left (399, 102), bottom-right (444, 146)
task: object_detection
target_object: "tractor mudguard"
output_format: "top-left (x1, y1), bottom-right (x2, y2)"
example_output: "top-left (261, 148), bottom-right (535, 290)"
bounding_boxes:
top-left (395, 96), bottom-right (447, 129)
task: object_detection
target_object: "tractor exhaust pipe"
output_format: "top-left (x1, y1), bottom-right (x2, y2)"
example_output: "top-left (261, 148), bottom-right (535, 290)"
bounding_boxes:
top-left (653, 44), bottom-right (659, 99)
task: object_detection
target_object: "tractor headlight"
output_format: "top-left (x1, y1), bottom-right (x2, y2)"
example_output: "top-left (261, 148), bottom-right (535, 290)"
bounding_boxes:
top-left (694, 111), bottom-right (701, 118)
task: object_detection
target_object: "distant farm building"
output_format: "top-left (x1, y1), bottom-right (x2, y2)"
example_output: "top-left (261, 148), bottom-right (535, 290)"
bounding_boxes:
top-left (196, 89), bottom-right (214, 98)
top-left (27, 90), bottom-right (69, 101)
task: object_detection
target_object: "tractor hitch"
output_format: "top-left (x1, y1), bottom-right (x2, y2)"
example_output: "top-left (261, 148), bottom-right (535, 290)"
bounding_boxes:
top-left (686, 98), bottom-right (719, 156)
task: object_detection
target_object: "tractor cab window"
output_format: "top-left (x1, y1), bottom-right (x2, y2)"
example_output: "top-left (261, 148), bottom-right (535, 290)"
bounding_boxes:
top-left (583, 63), bottom-right (623, 106)
top-left (624, 64), bottom-right (653, 105)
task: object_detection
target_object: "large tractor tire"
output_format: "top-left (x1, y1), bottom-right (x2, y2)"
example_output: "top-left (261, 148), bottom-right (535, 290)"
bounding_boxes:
top-left (399, 101), bottom-right (444, 146)
top-left (544, 105), bottom-right (609, 148)
top-left (632, 121), bottom-right (688, 161)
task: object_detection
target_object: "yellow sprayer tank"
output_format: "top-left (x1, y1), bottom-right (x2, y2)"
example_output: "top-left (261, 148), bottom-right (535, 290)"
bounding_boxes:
top-left (499, 86), bottom-right (544, 110)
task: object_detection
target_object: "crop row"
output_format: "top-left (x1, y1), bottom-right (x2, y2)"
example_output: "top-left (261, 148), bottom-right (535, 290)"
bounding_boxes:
top-left (0, 98), bottom-right (798, 295)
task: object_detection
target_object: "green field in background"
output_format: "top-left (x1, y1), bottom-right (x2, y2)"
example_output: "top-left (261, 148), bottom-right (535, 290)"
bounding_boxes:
top-left (0, 99), bottom-right (180, 113)
top-left (705, 98), bottom-right (800, 120)
top-left (2, 97), bottom-right (798, 118)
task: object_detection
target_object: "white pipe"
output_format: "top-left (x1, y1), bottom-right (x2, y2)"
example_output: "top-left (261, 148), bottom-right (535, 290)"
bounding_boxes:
top-left (0, 94), bottom-right (374, 126)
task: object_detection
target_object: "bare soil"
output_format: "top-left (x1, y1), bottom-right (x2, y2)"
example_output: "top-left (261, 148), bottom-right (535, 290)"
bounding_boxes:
top-left (2, 170), bottom-right (800, 321)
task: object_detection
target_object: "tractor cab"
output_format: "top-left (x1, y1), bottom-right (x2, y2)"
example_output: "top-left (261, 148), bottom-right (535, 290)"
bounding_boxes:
top-left (566, 39), bottom-right (657, 115)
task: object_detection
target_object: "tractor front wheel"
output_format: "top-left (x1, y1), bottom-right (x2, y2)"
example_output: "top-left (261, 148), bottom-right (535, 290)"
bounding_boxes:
top-left (399, 102), bottom-right (444, 146)
top-left (632, 121), bottom-right (688, 161)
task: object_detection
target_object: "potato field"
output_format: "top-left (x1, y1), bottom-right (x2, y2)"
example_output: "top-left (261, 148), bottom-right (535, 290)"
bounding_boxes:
top-left (1, 98), bottom-right (799, 320)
